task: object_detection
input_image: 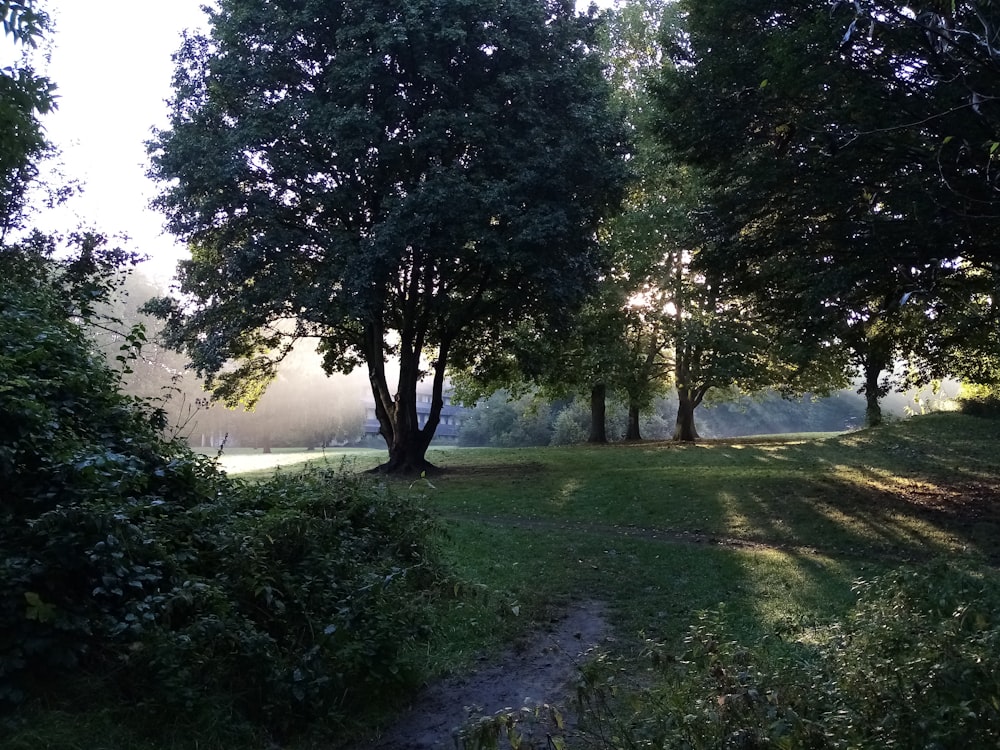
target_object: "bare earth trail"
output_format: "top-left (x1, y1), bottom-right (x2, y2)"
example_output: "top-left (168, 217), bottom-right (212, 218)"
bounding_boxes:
top-left (358, 601), bottom-right (612, 750)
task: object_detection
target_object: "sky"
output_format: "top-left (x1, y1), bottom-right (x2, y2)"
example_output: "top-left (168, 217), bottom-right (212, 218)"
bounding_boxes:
top-left (39, 1), bottom-right (210, 284)
top-left (35, 0), bottom-right (614, 286)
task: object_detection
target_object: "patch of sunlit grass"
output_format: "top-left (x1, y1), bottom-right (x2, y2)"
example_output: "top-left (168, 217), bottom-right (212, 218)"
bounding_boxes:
top-left (717, 490), bottom-right (757, 537)
top-left (551, 478), bottom-right (582, 509)
top-left (209, 448), bottom-right (384, 476)
top-left (737, 548), bottom-right (862, 631)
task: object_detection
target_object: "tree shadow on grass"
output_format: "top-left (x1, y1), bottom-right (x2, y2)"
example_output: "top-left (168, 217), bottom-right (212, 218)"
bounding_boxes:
top-left (715, 416), bottom-right (1000, 564)
top-left (431, 414), bottom-right (1000, 566)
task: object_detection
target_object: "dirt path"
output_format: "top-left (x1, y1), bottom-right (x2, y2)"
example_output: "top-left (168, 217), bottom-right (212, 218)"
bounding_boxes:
top-left (358, 600), bottom-right (612, 750)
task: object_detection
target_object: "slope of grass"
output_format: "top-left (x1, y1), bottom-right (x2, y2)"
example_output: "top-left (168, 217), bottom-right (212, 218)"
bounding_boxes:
top-left (420, 413), bottom-right (1000, 565)
top-left (406, 413), bottom-right (1000, 748)
top-left (359, 412), bottom-right (999, 726)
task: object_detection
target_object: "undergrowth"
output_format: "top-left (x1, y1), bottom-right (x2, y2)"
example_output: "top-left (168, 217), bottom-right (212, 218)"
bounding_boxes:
top-left (0, 247), bottom-right (450, 747)
top-left (567, 561), bottom-right (1000, 749)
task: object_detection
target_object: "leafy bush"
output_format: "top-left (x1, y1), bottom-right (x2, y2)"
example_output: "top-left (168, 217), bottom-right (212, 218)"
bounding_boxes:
top-left (550, 406), bottom-right (589, 445)
top-left (957, 382), bottom-right (1000, 417)
top-left (126, 468), bottom-right (442, 735)
top-left (576, 562), bottom-right (1000, 748)
top-left (458, 392), bottom-right (557, 447)
top-left (0, 246), bottom-right (445, 739)
top-left (1, 242), bottom-right (178, 702)
top-left (831, 565), bottom-right (1000, 747)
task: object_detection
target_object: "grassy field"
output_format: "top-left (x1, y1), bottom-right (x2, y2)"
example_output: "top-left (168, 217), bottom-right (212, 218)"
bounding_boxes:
top-left (15, 414), bottom-right (993, 749)
top-left (215, 413), bottom-right (1000, 666)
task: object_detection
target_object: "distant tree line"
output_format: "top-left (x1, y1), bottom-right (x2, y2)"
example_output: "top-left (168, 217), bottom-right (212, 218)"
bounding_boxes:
top-left (454, 386), bottom-right (953, 448)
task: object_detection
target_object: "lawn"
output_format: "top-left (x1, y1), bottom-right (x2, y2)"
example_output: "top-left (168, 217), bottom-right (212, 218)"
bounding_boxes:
top-left (214, 413), bottom-right (1000, 668)
top-left (405, 413), bottom-right (1000, 747)
top-left (12, 413), bottom-right (996, 749)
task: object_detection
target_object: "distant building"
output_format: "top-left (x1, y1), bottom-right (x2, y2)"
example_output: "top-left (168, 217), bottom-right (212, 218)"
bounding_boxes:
top-left (362, 387), bottom-right (470, 440)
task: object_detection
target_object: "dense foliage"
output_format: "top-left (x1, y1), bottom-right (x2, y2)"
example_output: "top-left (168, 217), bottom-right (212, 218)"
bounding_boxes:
top-left (650, 0), bottom-right (1000, 427)
top-left (957, 382), bottom-right (1000, 417)
top-left (147, 0), bottom-right (626, 472)
top-left (0, 0), bottom-right (55, 235)
top-left (0, 249), bottom-right (445, 740)
top-left (575, 563), bottom-right (1000, 748)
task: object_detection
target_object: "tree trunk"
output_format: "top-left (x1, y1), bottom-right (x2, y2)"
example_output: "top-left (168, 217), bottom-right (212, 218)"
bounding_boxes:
top-left (367, 337), bottom-right (451, 474)
top-left (588, 383), bottom-right (608, 443)
top-left (864, 361), bottom-right (883, 428)
top-left (865, 391), bottom-right (882, 428)
top-left (625, 402), bottom-right (642, 441)
top-left (382, 430), bottom-right (435, 474)
top-left (673, 388), bottom-right (700, 442)
top-left (372, 379), bottom-right (437, 474)
top-left (861, 345), bottom-right (888, 428)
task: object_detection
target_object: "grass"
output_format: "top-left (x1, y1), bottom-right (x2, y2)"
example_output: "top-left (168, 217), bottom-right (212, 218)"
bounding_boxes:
top-left (230, 413), bottom-right (1000, 564)
top-left (215, 412), bottom-right (1000, 672)
top-left (10, 413), bottom-right (999, 748)
top-left (202, 413), bottom-right (1000, 651)
top-left (426, 414), bottom-right (1000, 563)
top-left (397, 413), bottom-right (1000, 748)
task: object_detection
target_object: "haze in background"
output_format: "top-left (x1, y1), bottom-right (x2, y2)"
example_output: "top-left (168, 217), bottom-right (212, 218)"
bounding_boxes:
top-left (39, 0), bottom-right (951, 446)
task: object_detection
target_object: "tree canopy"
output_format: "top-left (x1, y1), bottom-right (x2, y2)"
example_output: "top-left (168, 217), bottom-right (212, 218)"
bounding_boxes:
top-left (0, 0), bottom-right (55, 236)
top-left (148, 0), bottom-right (626, 472)
top-left (649, 0), bottom-right (1000, 425)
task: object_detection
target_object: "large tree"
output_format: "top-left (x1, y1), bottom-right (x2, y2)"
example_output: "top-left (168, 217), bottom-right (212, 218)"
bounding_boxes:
top-left (650, 0), bottom-right (994, 427)
top-left (452, 0), bottom-right (683, 445)
top-left (147, 0), bottom-right (625, 472)
top-left (595, 0), bottom-right (841, 441)
top-left (0, 0), bottom-right (55, 236)
top-left (598, 0), bottom-right (677, 441)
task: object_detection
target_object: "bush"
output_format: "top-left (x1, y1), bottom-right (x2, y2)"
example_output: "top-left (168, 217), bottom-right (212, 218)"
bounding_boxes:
top-left (576, 562), bottom-right (1000, 748)
top-left (550, 405), bottom-right (589, 445)
top-left (957, 382), bottom-right (1000, 417)
top-left (458, 391), bottom-right (556, 447)
top-left (0, 247), bottom-right (446, 739)
top-left (830, 564), bottom-right (1000, 747)
top-left (132, 468), bottom-right (441, 733)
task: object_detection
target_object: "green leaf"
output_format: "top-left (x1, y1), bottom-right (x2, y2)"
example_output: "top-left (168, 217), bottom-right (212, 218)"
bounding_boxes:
top-left (24, 591), bottom-right (56, 622)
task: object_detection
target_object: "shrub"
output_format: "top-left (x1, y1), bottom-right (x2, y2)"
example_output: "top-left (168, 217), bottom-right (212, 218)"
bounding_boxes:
top-left (831, 564), bottom-right (1000, 747)
top-left (126, 468), bottom-right (442, 735)
top-left (0, 246), bottom-right (445, 739)
top-left (576, 562), bottom-right (1000, 748)
top-left (550, 406), bottom-right (589, 445)
top-left (956, 382), bottom-right (1000, 417)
